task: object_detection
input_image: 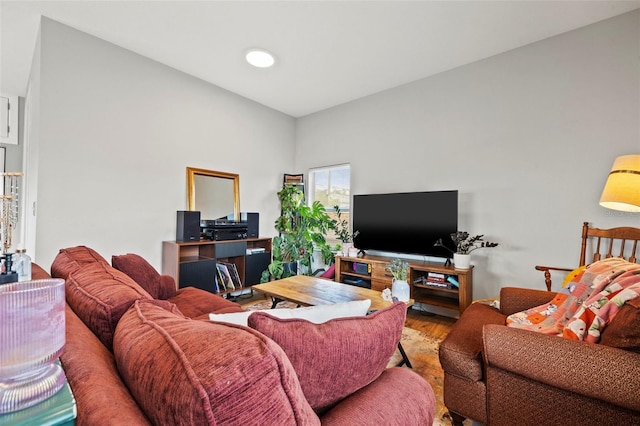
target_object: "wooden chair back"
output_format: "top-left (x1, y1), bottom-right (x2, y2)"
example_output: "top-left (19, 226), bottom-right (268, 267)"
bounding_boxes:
top-left (579, 221), bottom-right (640, 265)
top-left (536, 221), bottom-right (640, 291)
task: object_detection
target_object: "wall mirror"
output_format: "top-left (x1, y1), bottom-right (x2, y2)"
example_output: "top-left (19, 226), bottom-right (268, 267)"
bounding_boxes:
top-left (187, 167), bottom-right (240, 221)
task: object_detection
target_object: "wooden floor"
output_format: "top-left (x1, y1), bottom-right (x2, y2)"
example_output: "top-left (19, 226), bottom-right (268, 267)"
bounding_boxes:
top-left (233, 288), bottom-right (457, 338)
top-left (405, 306), bottom-right (457, 339)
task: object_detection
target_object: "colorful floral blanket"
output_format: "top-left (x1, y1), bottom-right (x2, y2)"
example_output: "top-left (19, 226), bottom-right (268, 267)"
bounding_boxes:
top-left (507, 258), bottom-right (640, 342)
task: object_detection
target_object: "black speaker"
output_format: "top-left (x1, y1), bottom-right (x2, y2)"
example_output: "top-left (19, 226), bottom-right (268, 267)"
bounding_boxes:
top-left (243, 212), bottom-right (259, 238)
top-left (176, 211), bottom-right (201, 241)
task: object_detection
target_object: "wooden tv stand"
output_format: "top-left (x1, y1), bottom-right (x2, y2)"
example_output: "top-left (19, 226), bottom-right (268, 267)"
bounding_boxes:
top-left (334, 254), bottom-right (473, 314)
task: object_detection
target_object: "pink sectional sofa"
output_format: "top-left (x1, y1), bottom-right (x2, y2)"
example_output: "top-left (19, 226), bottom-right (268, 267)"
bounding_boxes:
top-left (42, 246), bottom-right (435, 425)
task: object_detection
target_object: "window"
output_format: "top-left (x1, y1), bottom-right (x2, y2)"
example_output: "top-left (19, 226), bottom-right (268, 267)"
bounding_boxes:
top-left (308, 164), bottom-right (351, 244)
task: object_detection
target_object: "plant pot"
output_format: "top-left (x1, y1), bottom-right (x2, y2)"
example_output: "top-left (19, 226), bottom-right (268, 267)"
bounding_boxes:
top-left (391, 279), bottom-right (410, 302)
top-left (453, 253), bottom-right (471, 270)
top-left (282, 261), bottom-right (298, 277)
top-left (341, 242), bottom-right (352, 257)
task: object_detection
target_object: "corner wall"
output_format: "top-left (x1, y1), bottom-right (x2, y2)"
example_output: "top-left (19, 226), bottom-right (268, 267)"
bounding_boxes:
top-left (295, 11), bottom-right (640, 302)
top-left (32, 18), bottom-right (296, 269)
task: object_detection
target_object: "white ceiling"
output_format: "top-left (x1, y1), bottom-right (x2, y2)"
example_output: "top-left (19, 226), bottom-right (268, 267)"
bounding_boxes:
top-left (2, 1), bottom-right (639, 117)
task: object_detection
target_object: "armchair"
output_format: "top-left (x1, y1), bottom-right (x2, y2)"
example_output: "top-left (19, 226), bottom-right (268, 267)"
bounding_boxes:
top-left (440, 286), bottom-right (640, 426)
top-left (439, 222), bottom-right (640, 425)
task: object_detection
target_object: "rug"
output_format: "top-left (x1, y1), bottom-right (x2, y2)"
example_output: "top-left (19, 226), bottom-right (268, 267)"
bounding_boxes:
top-left (241, 299), bottom-right (464, 426)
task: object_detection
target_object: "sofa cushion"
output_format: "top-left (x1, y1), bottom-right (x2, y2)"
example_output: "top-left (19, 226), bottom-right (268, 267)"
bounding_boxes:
top-left (209, 299), bottom-right (371, 326)
top-left (319, 368), bottom-right (436, 426)
top-left (168, 286), bottom-right (244, 318)
top-left (247, 302), bottom-right (406, 415)
top-left (51, 245), bottom-right (109, 279)
top-left (600, 296), bottom-right (640, 353)
top-left (66, 262), bottom-right (152, 350)
top-left (60, 304), bottom-right (150, 424)
top-left (113, 299), bottom-right (320, 426)
top-left (112, 253), bottom-right (176, 300)
top-left (438, 302), bottom-right (507, 382)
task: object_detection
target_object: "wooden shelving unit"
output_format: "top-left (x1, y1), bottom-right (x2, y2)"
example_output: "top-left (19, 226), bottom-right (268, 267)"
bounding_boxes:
top-left (162, 238), bottom-right (271, 296)
top-left (335, 254), bottom-right (473, 314)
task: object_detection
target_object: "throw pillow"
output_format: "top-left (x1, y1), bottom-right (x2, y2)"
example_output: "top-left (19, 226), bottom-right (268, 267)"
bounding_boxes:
top-left (209, 299), bottom-right (372, 326)
top-left (562, 265), bottom-right (587, 287)
top-left (113, 299), bottom-right (320, 426)
top-left (600, 296), bottom-right (640, 353)
top-left (112, 253), bottom-right (176, 300)
top-left (50, 245), bottom-right (109, 279)
top-left (320, 264), bottom-right (336, 279)
top-left (65, 261), bottom-right (152, 350)
top-left (247, 301), bottom-right (407, 415)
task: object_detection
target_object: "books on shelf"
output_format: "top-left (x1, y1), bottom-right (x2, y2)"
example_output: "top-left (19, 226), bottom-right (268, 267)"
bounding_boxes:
top-left (216, 262), bottom-right (243, 291)
top-left (246, 247), bottom-right (266, 255)
top-left (426, 272), bottom-right (446, 283)
top-left (221, 262), bottom-right (242, 290)
top-left (223, 264), bottom-right (236, 290)
top-left (216, 265), bottom-right (227, 291)
top-left (413, 274), bottom-right (457, 290)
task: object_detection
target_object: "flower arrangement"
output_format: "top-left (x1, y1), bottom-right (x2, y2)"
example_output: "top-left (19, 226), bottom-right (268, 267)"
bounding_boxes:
top-left (434, 231), bottom-right (498, 255)
top-left (386, 258), bottom-right (409, 281)
top-left (333, 205), bottom-right (360, 243)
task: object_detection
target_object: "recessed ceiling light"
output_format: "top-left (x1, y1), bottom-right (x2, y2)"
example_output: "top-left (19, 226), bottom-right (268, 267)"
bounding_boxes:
top-left (245, 49), bottom-right (275, 68)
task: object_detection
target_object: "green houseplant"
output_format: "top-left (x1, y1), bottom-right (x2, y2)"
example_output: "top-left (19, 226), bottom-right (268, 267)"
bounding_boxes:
top-left (333, 205), bottom-right (359, 256)
top-left (386, 258), bottom-right (409, 281)
top-left (434, 231), bottom-right (499, 255)
top-left (434, 231), bottom-right (498, 269)
top-left (261, 185), bottom-right (336, 282)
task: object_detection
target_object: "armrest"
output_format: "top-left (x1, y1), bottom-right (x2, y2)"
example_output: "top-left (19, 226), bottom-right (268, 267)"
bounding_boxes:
top-left (535, 265), bottom-right (573, 291)
top-left (483, 324), bottom-right (640, 411)
top-left (157, 275), bottom-right (178, 300)
top-left (499, 287), bottom-right (556, 316)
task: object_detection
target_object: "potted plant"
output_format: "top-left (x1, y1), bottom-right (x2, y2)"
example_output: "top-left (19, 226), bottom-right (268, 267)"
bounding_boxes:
top-left (261, 185), bottom-right (336, 282)
top-left (386, 258), bottom-right (410, 302)
top-left (434, 231), bottom-right (498, 269)
top-left (333, 205), bottom-right (360, 256)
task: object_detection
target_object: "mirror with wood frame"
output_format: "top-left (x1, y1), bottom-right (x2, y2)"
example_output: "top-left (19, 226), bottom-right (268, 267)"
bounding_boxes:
top-left (186, 167), bottom-right (240, 221)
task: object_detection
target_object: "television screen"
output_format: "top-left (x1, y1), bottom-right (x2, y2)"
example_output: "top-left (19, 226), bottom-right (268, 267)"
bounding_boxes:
top-left (352, 190), bottom-right (458, 258)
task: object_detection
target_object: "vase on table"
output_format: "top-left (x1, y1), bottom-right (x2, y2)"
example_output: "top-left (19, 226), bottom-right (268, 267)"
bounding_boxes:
top-left (0, 278), bottom-right (66, 413)
top-left (453, 253), bottom-right (471, 270)
top-left (391, 278), bottom-right (410, 302)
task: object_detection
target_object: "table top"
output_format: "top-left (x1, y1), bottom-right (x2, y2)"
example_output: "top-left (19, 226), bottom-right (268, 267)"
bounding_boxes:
top-left (0, 380), bottom-right (76, 426)
top-left (253, 275), bottom-right (413, 312)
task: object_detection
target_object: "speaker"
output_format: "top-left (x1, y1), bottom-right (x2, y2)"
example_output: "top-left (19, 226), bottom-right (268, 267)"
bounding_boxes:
top-left (243, 212), bottom-right (259, 238)
top-left (176, 211), bottom-right (201, 241)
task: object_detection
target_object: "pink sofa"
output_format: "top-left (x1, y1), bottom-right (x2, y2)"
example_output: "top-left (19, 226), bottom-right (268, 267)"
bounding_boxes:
top-left (44, 246), bottom-right (435, 425)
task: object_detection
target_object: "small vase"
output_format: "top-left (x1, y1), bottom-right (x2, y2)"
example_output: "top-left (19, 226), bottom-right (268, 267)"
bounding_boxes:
top-left (391, 279), bottom-right (410, 302)
top-left (341, 242), bottom-right (352, 257)
top-left (453, 253), bottom-right (471, 270)
top-left (0, 279), bottom-right (66, 413)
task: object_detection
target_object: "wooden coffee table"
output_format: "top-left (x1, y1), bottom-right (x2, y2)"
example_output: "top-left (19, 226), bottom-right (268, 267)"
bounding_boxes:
top-left (252, 275), bottom-right (414, 367)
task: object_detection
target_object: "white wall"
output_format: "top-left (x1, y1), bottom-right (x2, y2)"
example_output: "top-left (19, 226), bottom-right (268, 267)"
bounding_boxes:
top-left (31, 18), bottom-right (295, 269)
top-left (295, 11), bottom-right (640, 301)
top-left (25, 12), bottom-right (640, 304)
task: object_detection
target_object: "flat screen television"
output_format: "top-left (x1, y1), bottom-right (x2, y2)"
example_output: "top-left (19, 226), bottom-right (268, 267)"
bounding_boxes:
top-left (352, 190), bottom-right (458, 258)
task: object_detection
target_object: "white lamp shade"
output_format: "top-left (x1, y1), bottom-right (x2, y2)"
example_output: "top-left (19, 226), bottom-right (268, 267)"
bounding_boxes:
top-left (599, 154), bottom-right (640, 212)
